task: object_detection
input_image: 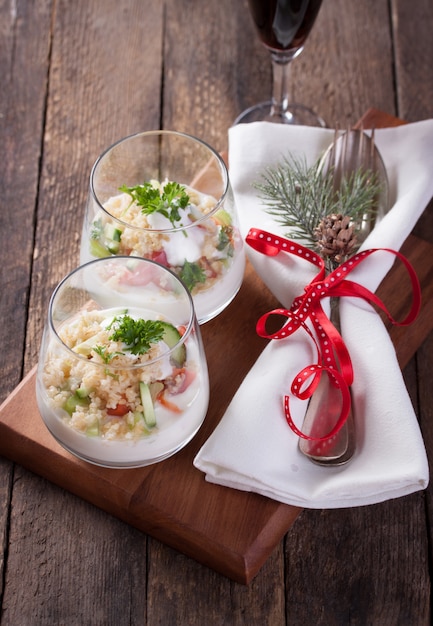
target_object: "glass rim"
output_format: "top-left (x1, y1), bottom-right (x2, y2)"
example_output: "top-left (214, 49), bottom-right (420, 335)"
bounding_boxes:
top-left (89, 129), bottom-right (230, 234)
top-left (47, 256), bottom-right (196, 370)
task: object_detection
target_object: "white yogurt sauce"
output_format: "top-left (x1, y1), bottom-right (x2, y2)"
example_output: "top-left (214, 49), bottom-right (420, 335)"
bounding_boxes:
top-left (37, 375), bottom-right (209, 467)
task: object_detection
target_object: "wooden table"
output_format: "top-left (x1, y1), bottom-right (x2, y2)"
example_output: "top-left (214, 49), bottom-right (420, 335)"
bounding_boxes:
top-left (1, 0), bottom-right (433, 623)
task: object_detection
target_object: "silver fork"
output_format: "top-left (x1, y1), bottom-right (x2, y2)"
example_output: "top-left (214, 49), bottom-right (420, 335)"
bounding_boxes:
top-left (325, 127), bottom-right (389, 235)
top-left (298, 127), bottom-right (389, 466)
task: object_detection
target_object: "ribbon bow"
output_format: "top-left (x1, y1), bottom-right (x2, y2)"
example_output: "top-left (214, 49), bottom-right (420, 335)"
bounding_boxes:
top-left (246, 228), bottom-right (421, 441)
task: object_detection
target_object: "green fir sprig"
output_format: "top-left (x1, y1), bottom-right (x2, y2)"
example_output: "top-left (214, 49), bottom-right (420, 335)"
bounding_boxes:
top-left (254, 154), bottom-right (381, 253)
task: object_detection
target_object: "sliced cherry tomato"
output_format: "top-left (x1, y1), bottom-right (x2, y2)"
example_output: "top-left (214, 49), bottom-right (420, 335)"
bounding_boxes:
top-left (106, 403), bottom-right (129, 416)
top-left (170, 367), bottom-right (196, 394)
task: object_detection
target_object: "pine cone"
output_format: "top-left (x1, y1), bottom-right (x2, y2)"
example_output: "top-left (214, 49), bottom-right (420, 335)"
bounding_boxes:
top-left (314, 213), bottom-right (357, 264)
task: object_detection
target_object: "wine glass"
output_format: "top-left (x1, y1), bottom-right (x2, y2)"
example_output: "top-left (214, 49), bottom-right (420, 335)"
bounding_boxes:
top-left (235, 0), bottom-right (326, 126)
top-left (80, 130), bottom-right (246, 324)
top-left (36, 257), bottom-right (210, 468)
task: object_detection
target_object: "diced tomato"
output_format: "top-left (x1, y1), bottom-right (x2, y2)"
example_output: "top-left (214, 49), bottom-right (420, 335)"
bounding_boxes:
top-left (106, 403), bottom-right (129, 416)
top-left (150, 249), bottom-right (169, 267)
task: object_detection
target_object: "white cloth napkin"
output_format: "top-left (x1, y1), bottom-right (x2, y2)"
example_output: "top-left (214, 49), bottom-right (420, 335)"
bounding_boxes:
top-left (194, 120), bottom-right (433, 509)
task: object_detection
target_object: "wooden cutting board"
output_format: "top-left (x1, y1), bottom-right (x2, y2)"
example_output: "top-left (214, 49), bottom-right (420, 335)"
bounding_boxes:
top-left (1, 109), bottom-right (432, 584)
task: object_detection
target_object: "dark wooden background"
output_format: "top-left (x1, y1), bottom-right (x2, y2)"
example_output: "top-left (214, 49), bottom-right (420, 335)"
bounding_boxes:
top-left (1, 0), bottom-right (433, 623)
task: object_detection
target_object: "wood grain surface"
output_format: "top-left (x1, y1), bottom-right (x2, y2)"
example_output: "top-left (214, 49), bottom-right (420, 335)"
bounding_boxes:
top-left (1, 0), bottom-right (433, 623)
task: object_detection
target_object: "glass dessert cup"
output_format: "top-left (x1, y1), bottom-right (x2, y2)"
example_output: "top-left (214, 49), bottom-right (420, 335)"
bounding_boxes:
top-left (235, 0), bottom-right (326, 127)
top-left (80, 130), bottom-right (246, 324)
top-left (36, 257), bottom-right (210, 468)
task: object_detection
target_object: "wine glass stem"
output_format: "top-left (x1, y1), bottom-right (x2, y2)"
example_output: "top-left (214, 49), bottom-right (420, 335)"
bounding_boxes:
top-left (270, 51), bottom-right (298, 120)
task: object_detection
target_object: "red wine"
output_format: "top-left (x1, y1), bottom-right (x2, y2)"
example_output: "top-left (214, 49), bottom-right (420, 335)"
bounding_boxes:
top-left (248, 0), bottom-right (323, 53)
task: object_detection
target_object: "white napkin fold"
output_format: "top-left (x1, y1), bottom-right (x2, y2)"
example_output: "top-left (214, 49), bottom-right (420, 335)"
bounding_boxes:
top-left (194, 120), bottom-right (433, 509)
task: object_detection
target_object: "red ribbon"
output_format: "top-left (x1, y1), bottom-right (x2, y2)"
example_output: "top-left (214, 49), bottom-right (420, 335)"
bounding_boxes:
top-left (246, 228), bottom-right (422, 441)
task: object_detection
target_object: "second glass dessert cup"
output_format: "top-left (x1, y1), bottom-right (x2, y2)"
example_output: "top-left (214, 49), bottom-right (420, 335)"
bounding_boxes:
top-left (80, 130), bottom-right (246, 324)
top-left (36, 257), bottom-right (210, 468)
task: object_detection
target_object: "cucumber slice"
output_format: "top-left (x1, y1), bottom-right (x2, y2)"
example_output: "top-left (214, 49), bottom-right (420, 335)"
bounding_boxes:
top-left (159, 321), bottom-right (186, 367)
top-left (90, 238), bottom-right (111, 258)
top-left (214, 209), bottom-right (232, 227)
top-left (140, 382), bottom-right (157, 428)
top-left (76, 385), bottom-right (91, 399)
top-left (73, 331), bottom-right (106, 356)
top-left (64, 392), bottom-right (90, 416)
top-left (106, 240), bottom-right (120, 254)
top-left (131, 411), bottom-right (153, 435)
top-left (104, 223), bottom-right (122, 253)
top-left (104, 223), bottom-right (122, 242)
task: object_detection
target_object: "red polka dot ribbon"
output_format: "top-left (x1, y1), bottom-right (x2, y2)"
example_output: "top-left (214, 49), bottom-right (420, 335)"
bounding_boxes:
top-left (246, 228), bottom-right (422, 441)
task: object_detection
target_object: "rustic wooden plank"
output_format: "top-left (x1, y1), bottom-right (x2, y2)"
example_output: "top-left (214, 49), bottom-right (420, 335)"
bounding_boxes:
top-left (163, 0), bottom-right (263, 149)
top-left (284, 490), bottom-right (430, 624)
top-left (0, 458), bottom-right (13, 603)
top-left (0, 0), bottom-right (53, 613)
top-left (0, 0), bottom-right (52, 397)
top-left (392, 0), bottom-right (433, 121)
top-left (284, 0), bottom-right (396, 126)
top-left (147, 541), bottom-right (285, 625)
top-left (1, 1), bottom-right (164, 624)
top-left (153, 0), bottom-right (286, 615)
top-left (418, 332), bottom-right (433, 583)
top-left (3, 468), bottom-right (148, 625)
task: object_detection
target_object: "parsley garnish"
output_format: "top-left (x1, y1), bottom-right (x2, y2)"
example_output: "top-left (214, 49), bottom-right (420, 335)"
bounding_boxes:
top-left (119, 181), bottom-right (190, 228)
top-left (108, 315), bottom-right (165, 355)
top-left (180, 260), bottom-right (206, 291)
top-left (92, 345), bottom-right (120, 364)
